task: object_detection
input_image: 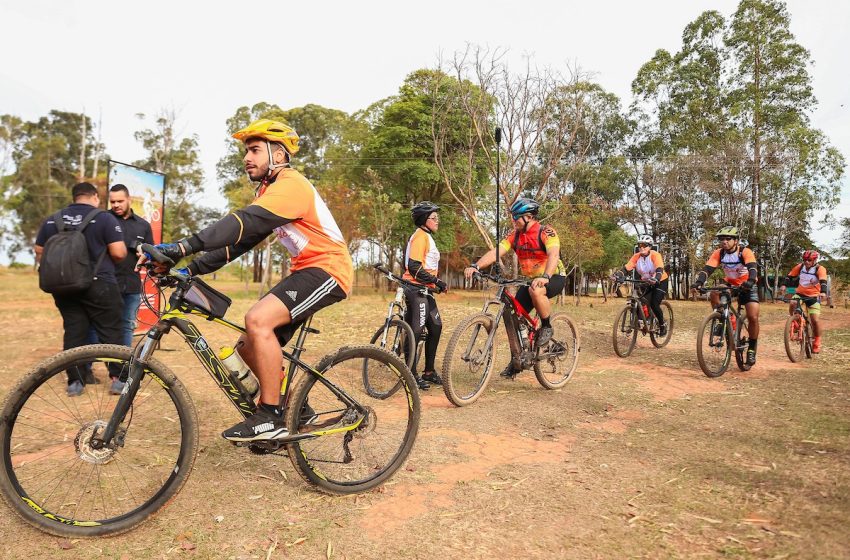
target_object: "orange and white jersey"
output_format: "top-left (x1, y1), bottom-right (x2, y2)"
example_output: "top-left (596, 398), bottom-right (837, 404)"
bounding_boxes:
top-left (402, 228), bottom-right (440, 286)
top-left (253, 169), bottom-right (353, 293)
top-left (705, 247), bottom-right (757, 286)
top-left (625, 250), bottom-right (668, 281)
top-left (788, 263), bottom-right (826, 297)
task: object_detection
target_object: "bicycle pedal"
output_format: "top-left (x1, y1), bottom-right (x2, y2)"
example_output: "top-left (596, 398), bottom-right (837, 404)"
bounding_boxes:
top-left (305, 327), bottom-right (321, 334)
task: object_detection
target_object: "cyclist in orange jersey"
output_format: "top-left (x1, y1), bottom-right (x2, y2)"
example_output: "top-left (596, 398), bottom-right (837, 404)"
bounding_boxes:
top-left (402, 201), bottom-right (448, 390)
top-left (138, 119), bottom-right (353, 442)
top-left (612, 234), bottom-right (669, 336)
top-left (778, 250), bottom-right (828, 353)
top-left (691, 226), bottom-right (760, 366)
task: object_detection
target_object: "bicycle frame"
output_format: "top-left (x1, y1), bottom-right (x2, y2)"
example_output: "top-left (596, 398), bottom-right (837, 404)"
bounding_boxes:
top-left (474, 280), bottom-right (537, 369)
top-left (91, 279), bottom-right (367, 450)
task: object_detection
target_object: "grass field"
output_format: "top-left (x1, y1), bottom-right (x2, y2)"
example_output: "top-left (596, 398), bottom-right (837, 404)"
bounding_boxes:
top-left (0, 267), bottom-right (848, 559)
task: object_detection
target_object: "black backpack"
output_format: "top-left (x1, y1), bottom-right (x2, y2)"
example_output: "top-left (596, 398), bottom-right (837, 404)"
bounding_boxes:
top-left (38, 208), bottom-right (106, 295)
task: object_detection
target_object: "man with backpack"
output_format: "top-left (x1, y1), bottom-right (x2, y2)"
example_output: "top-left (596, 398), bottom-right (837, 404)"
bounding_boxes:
top-left (34, 182), bottom-right (128, 396)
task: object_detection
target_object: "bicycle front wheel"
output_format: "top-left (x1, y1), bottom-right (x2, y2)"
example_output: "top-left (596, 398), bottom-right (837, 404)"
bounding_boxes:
top-left (783, 315), bottom-right (805, 363)
top-left (441, 313), bottom-right (497, 407)
top-left (0, 344), bottom-right (199, 537)
top-left (286, 345), bottom-right (420, 495)
top-left (365, 319), bottom-right (414, 398)
top-left (696, 312), bottom-right (732, 378)
top-left (649, 301), bottom-right (674, 348)
top-left (534, 313), bottom-right (579, 389)
top-left (612, 305), bottom-right (637, 358)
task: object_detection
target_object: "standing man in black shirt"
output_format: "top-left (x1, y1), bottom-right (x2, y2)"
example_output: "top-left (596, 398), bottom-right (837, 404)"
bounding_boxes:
top-left (35, 182), bottom-right (127, 396)
top-left (108, 184), bottom-right (154, 347)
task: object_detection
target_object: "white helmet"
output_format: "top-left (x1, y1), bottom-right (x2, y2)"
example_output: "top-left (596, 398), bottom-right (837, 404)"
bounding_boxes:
top-left (637, 234), bottom-right (654, 246)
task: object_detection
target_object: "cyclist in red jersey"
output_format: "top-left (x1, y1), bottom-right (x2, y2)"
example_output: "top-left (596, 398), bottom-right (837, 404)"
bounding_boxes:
top-left (778, 250), bottom-right (828, 353)
top-left (464, 198), bottom-right (566, 378)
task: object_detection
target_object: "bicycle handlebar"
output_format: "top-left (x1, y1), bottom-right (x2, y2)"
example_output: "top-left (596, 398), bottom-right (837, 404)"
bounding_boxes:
top-left (372, 263), bottom-right (438, 294)
top-left (472, 271), bottom-right (531, 287)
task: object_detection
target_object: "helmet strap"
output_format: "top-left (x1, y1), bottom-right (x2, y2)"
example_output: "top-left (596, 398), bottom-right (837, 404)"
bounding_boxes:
top-left (419, 224), bottom-right (433, 234)
top-left (265, 141), bottom-right (291, 179)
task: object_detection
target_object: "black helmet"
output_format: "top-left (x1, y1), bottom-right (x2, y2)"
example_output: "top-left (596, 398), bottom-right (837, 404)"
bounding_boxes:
top-left (411, 201), bottom-right (440, 226)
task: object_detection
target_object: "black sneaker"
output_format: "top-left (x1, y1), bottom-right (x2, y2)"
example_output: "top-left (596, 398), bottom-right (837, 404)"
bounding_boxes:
top-left (499, 364), bottom-right (518, 379)
top-left (413, 375), bottom-right (430, 390)
top-left (746, 348), bottom-right (757, 366)
top-left (421, 371), bottom-right (443, 385)
top-left (222, 409), bottom-right (289, 442)
top-left (657, 323), bottom-right (667, 337)
top-left (536, 326), bottom-right (554, 347)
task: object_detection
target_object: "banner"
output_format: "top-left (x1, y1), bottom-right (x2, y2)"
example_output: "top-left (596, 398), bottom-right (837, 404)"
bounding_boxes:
top-left (107, 161), bottom-right (166, 333)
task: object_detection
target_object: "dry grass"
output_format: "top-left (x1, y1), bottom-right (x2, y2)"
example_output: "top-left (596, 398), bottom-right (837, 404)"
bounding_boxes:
top-left (0, 267), bottom-right (848, 559)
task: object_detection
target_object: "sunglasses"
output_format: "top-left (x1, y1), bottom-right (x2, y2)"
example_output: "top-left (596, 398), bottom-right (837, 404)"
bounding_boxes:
top-left (427, 215), bottom-right (440, 222)
top-left (717, 236), bottom-right (735, 241)
top-left (637, 243), bottom-right (650, 248)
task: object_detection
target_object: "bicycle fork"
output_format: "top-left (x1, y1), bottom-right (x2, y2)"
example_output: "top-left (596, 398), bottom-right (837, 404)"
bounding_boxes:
top-left (90, 327), bottom-right (164, 450)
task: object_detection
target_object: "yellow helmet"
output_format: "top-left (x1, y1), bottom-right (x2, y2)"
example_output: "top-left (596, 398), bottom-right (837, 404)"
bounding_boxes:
top-left (232, 119), bottom-right (300, 156)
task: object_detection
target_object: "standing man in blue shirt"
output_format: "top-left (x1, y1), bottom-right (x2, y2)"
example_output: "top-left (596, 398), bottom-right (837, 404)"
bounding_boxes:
top-left (108, 184), bottom-right (154, 347)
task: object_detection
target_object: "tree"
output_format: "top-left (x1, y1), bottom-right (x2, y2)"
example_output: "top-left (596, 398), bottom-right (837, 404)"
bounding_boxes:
top-left (726, 0), bottom-right (815, 237)
top-left (133, 109), bottom-right (216, 240)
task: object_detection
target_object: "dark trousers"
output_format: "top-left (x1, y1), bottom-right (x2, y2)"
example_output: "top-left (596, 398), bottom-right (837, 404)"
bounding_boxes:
top-left (642, 279), bottom-right (669, 325)
top-left (403, 287), bottom-right (442, 373)
top-left (53, 279), bottom-right (124, 382)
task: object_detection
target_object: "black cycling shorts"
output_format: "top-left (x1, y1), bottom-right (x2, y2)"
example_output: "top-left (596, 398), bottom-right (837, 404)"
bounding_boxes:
top-left (737, 283), bottom-right (759, 305)
top-left (515, 274), bottom-right (567, 315)
top-left (269, 267), bottom-right (346, 344)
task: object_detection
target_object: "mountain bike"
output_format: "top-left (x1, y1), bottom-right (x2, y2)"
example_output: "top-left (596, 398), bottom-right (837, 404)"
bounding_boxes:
top-left (0, 246), bottom-right (420, 537)
top-left (784, 296), bottom-right (815, 362)
top-left (611, 278), bottom-right (674, 357)
top-left (441, 272), bottom-right (579, 406)
top-left (363, 263), bottom-right (431, 398)
top-left (695, 285), bottom-right (752, 377)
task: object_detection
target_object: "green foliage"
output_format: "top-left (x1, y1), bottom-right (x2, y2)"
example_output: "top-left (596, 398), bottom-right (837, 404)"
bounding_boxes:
top-left (133, 111), bottom-right (215, 240)
top-left (0, 110), bottom-right (106, 251)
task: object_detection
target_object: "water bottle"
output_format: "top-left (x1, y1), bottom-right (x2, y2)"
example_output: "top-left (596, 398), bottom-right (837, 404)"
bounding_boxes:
top-left (518, 322), bottom-right (530, 343)
top-left (219, 345), bottom-right (260, 400)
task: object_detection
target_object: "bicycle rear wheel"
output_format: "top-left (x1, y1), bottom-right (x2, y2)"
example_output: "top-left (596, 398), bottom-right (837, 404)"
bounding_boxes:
top-left (0, 344), bottom-right (198, 537)
top-left (649, 301), bottom-right (674, 348)
top-left (286, 345), bottom-right (419, 495)
top-left (534, 313), bottom-right (579, 389)
top-left (696, 312), bottom-right (732, 378)
top-left (734, 315), bottom-right (752, 371)
top-left (783, 315), bottom-right (805, 363)
top-left (365, 319), bottom-right (414, 398)
top-left (441, 313), bottom-right (497, 407)
top-left (612, 306), bottom-right (638, 358)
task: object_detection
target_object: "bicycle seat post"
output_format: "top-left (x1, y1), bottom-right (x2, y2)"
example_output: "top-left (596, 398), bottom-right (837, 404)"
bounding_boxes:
top-left (290, 315), bottom-right (316, 362)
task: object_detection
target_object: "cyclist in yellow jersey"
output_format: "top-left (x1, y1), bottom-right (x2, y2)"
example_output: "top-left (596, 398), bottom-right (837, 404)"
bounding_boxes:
top-left (464, 198), bottom-right (566, 378)
top-left (138, 119), bottom-right (353, 442)
top-left (402, 201), bottom-right (447, 390)
top-left (778, 250), bottom-right (828, 353)
top-left (691, 226), bottom-right (760, 365)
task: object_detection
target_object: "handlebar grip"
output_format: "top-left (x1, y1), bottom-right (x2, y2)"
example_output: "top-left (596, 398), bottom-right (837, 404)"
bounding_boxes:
top-left (139, 243), bottom-right (175, 267)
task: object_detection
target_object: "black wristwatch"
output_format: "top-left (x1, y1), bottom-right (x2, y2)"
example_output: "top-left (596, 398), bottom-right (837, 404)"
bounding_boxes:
top-left (470, 263), bottom-right (479, 270)
top-left (541, 273), bottom-right (551, 280)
